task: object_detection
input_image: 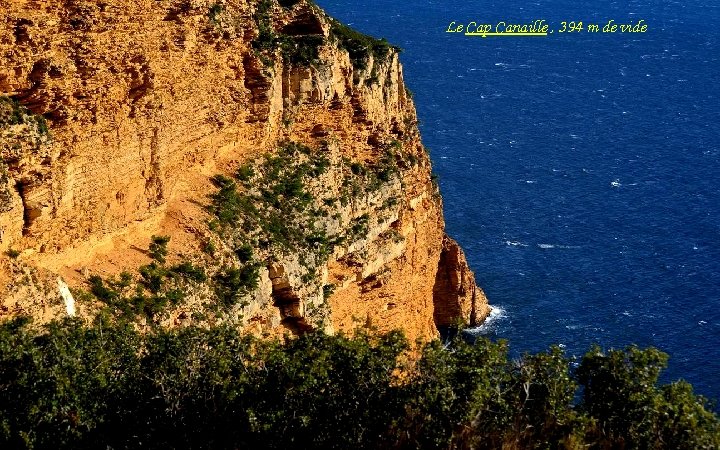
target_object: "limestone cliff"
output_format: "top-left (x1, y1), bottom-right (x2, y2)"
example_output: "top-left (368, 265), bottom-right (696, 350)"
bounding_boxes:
top-left (0, 0), bottom-right (489, 341)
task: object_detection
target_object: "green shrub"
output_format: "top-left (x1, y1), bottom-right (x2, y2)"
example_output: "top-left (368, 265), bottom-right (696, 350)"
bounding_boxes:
top-left (657, 380), bottom-right (720, 449)
top-left (350, 214), bottom-right (369, 239)
top-left (0, 319), bottom-right (718, 449)
top-left (322, 283), bottom-right (335, 299)
top-left (139, 262), bottom-right (168, 293)
top-left (234, 244), bottom-right (254, 263)
top-left (0, 96), bottom-right (50, 136)
top-left (203, 240), bottom-right (216, 255)
top-left (89, 275), bottom-right (120, 302)
top-left (330, 19), bottom-right (399, 71)
top-left (350, 162), bottom-right (366, 175)
top-left (213, 263), bottom-right (261, 308)
top-left (208, 3), bottom-right (224, 25)
top-left (115, 271), bottom-right (133, 289)
top-left (85, 238), bottom-right (207, 321)
top-left (208, 175), bottom-right (246, 226)
top-left (170, 261), bottom-right (207, 283)
top-left (149, 235), bottom-right (170, 263)
top-left (236, 164), bottom-right (255, 183)
top-left (4, 248), bottom-right (20, 259)
top-left (279, 35), bottom-right (324, 66)
top-left (252, 0), bottom-right (277, 53)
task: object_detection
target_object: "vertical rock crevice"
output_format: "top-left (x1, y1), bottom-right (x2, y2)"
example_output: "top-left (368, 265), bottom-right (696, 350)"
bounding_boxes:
top-left (242, 54), bottom-right (272, 123)
top-left (143, 128), bottom-right (165, 207)
top-left (268, 263), bottom-right (312, 334)
top-left (15, 180), bottom-right (41, 235)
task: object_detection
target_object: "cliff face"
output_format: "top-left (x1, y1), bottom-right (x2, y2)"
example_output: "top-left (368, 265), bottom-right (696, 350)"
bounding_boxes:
top-left (0, 0), bottom-right (489, 341)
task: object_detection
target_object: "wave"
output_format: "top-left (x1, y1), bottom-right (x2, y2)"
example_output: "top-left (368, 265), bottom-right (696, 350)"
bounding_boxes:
top-left (505, 241), bottom-right (580, 250)
top-left (537, 243), bottom-right (581, 249)
top-left (463, 306), bottom-right (507, 336)
top-left (611, 179), bottom-right (639, 187)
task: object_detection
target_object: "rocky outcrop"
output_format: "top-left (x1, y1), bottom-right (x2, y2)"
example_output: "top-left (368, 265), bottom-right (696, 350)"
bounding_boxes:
top-left (434, 236), bottom-right (491, 329)
top-left (0, 0), bottom-right (488, 341)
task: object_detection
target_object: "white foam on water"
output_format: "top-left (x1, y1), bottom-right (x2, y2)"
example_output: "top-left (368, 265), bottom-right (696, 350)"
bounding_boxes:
top-left (537, 243), bottom-right (581, 249)
top-left (505, 240), bottom-right (528, 247)
top-left (464, 306), bottom-right (507, 335)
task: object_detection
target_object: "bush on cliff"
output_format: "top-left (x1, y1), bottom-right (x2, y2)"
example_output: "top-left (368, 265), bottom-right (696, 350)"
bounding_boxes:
top-left (330, 19), bottom-right (397, 71)
top-left (0, 318), bottom-right (718, 449)
top-left (84, 237), bottom-right (208, 321)
top-left (0, 96), bottom-right (49, 136)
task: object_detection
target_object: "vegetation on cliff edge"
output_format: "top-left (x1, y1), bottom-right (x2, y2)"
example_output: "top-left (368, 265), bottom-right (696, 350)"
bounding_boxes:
top-left (246, 0), bottom-right (398, 71)
top-left (0, 96), bottom-right (48, 136)
top-left (206, 140), bottom-right (406, 288)
top-left (0, 96), bottom-right (51, 159)
top-left (81, 236), bottom-right (209, 321)
top-left (0, 318), bottom-right (717, 449)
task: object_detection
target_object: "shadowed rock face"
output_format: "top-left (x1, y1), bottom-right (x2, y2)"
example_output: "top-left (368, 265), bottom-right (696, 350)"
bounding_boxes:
top-left (433, 235), bottom-right (491, 329)
top-left (268, 262), bottom-right (312, 333)
top-left (0, 0), bottom-right (489, 340)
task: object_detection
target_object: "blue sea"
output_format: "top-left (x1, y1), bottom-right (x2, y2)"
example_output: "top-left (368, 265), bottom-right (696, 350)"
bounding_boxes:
top-left (315, 0), bottom-right (720, 401)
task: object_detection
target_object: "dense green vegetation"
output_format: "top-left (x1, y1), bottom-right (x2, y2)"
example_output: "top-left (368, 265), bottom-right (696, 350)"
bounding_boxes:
top-left (247, 0), bottom-right (398, 70)
top-left (0, 318), bottom-right (717, 449)
top-left (329, 18), bottom-right (399, 71)
top-left (250, 0), bottom-right (324, 67)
